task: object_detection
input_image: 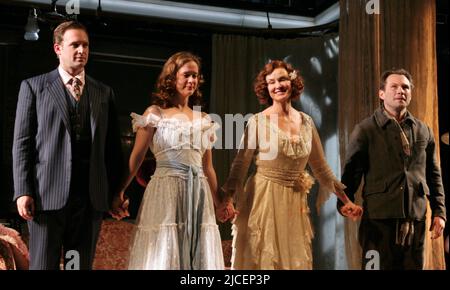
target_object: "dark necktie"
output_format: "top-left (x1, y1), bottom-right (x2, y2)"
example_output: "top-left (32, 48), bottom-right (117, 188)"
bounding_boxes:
top-left (70, 77), bottom-right (82, 101)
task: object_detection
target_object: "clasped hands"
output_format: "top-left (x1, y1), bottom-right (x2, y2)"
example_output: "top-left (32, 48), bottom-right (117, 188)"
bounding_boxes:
top-left (110, 193), bottom-right (130, 220)
top-left (340, 201), bottom-right (363, 221)
top-left (216, 193), bottom-right (239, 223)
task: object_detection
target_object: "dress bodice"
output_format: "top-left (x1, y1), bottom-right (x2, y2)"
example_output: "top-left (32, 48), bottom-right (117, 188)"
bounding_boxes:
top-left (254, 112), bottom-right (313, 171)
top-left (223, 111), bottom-right (345, 209)
top-left (131, 110), bottom-right (219, 167)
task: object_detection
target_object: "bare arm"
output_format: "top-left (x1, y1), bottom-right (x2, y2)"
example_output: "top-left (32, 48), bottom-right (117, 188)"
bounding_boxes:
top-left (110, 107), bottom-right (158, 220)
top-left (117, 107), bottom-right (157, 198)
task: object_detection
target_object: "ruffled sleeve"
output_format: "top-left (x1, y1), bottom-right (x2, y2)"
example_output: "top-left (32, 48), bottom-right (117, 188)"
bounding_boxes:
top-left (202, 115), bottom-right (221, 148)
top-left (222, 115), bottom-right (258, 203)
top-left (130, 112), bottom-right (161, 132)
top-left (307, 117), bottom-right (347, 211)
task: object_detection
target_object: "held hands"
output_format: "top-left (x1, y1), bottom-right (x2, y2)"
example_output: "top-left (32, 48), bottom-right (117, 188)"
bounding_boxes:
top-left (109, 193), bottom-right (130, 221)
top-left (216, 195), bottom-right (239, 223)
top-left (335, 186), bottom-right (363, 221)
top-left (340, 201), bottom-right (363, 221)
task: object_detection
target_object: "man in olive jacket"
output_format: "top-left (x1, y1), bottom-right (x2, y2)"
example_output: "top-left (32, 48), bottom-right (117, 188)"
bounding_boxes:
top-left (339, 69), bottom-right (446, 270)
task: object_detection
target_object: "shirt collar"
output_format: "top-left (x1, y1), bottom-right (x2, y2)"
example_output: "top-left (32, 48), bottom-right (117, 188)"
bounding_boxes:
top-left (402, 111), bottom-right (416, 126)
top-left (58, 66), bottom-right (85, 86)
top-left (375, 107), bottom-right (416, 127)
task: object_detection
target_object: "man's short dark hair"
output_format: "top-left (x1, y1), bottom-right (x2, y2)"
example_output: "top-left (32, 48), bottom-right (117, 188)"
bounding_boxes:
top-left (380, 68), bottom-right (414, 90)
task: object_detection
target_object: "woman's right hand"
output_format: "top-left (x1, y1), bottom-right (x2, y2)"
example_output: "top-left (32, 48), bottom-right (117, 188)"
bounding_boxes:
top-left (110, 193), bottom-right (130, 220)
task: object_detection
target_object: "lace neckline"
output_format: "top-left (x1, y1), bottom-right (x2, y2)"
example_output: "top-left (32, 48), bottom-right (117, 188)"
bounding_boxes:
top-left (259, 112), bottom-right (305, 142)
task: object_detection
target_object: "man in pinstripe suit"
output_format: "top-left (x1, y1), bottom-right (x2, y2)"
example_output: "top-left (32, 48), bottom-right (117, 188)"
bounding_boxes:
top-left (12, 21), bottom-right (124, 270)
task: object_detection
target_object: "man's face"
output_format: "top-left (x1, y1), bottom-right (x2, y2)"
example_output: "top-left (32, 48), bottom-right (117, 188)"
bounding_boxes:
top-left (379, 74), bottom-right (412, 113)
top-left (54, 28), bottom-right (89, 75)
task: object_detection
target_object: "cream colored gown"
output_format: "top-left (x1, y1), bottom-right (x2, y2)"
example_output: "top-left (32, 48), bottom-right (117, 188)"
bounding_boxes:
top-left (223, 112), bottom-right (344, 270)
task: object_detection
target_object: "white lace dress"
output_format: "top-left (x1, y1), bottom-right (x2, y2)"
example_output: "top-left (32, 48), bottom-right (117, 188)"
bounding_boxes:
top-left (127, 108), bottom-right (224, 270)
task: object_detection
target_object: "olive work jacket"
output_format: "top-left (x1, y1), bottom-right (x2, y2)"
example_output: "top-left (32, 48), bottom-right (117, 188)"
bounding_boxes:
top-left (339, 107), bottom-right (446, 221)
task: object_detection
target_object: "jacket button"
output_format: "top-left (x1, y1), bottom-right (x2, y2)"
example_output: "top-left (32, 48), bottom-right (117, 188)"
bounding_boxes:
top-left (400, 186), bottom-right (404, 190)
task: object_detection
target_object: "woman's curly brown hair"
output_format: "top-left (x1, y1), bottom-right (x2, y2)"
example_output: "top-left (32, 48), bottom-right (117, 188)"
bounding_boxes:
top-left (254, 60), bottom-right (304, 105)
top-left (152, 51), bottom-right (204, 109)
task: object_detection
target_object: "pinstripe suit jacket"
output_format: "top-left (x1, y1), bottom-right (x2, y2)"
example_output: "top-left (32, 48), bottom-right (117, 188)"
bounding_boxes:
top-left (12, 69), bottom-right (124, 212)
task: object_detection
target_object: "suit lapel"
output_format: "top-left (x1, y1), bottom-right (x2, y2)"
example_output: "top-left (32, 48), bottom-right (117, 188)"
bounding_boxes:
top-left (86, 75), bottom-right (102, 141)
top-left (46, 69), bottom-right (72, 138)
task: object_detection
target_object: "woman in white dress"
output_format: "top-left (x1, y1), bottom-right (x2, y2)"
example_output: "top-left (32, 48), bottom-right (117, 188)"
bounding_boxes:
top-left (111, 51), bottom-right (224, 270)
top-left (220, 60), bottom-right (362, 269)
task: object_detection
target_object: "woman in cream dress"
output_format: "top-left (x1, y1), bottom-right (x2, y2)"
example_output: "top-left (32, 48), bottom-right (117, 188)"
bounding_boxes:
top-left (221, 60), bottom-right (361, 270)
